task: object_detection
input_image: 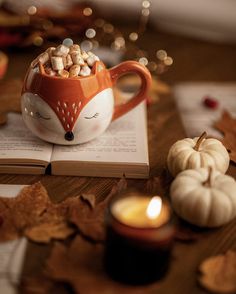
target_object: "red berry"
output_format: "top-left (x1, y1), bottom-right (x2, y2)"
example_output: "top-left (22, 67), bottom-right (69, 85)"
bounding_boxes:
top-left (203, 96), bottom-right (219, 109)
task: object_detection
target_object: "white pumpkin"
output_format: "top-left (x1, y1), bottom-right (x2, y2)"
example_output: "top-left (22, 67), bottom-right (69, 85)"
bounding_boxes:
top-left (167, 132), bottom-right (230, 177)
top-left (170, 168), bottom-right (236, 227)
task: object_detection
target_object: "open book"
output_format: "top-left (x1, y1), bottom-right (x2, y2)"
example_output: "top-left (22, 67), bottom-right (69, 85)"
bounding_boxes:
top-left (0, 102), bottom-right (149, 178)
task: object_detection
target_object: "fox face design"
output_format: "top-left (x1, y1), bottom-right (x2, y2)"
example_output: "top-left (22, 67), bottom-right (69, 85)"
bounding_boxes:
top-left (21, 89), bottom-right (114, 144)
top-left (21, 61), bottom-right (114, 145)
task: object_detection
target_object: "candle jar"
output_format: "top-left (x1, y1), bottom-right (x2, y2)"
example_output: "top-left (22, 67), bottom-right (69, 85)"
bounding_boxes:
top-left (104, 190), bottom-right (176, 285)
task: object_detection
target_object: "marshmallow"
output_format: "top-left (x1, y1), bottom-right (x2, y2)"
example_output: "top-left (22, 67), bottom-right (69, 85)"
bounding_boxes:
top-left (31, 52), bottom-right (49, 67)
top-left (63, 54), bottom-right (73, 69)
top-left (34, 42), bottom-right (99, 78)
top-left (81, 50), bottom-right (89, 61)
top-left (87, 55), bottom-right (100, 67)
top-left (46, 47), bottom-right (56, 57)
top-left (51, 56), bottom-right (64, 71)
top-left (69, 65), bottom-right (81, 77)
top-left (69, 44), bottom-right (81, 54)
top-left (58, 69), bottom-right (69, 78)
top-left (38, 52), bottom-right (49, 65)
top-left (53, 45), bottom-right (70, 57)
top-left (71, 52), bottom-right (85, 66)
top-left (79, 64), bottom-right (91, 76)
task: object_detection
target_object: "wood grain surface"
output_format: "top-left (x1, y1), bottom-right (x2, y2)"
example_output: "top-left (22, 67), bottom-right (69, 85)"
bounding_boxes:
top-left (0, 27), bottom-right (236, 294)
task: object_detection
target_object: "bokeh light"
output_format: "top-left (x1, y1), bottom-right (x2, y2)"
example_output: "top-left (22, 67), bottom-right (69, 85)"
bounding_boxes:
top-left (129, 32), bottom-right (139, 41)
top-left (86, 28), bottom-right (96, 39)
top-left (83, 7), bottom-right (93, 16)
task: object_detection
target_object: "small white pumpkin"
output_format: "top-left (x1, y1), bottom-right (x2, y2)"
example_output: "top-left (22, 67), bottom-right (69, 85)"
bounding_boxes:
top-left (170, 167), bottom-right (236, 227)
top-left (167, 132), bottom-right (230, 177)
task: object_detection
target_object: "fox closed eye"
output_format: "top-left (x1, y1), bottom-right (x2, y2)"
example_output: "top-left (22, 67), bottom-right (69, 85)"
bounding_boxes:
top-left (35, 111), bottom-right (51, 120)
top-left (84, 113), bottom-right (99, 119)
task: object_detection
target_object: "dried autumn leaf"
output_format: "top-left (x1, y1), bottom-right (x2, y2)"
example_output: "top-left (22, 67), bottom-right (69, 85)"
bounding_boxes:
top-left (24, 222), bottom-right (74, 243)
top-left (215, 110), bottom-right (236, 164)
top-left (69, 177), bottom-right (127, 242)
top-left (199, 250), bottom-right (236, 293)
top-left (80, 193), bottom-right (96, 209)
top-left (45, 236), bottom-right (157, 294)
top-left (221, 133), bottom-right (236, 164)
top-left (0, 182), bottom-right (75, 243)
top-left (0, 178), bottom-right (127, 243)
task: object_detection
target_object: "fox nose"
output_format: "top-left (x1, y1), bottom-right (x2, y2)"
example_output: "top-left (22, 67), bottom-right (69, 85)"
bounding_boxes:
top-left (64, 131), bottom-right (74, 141)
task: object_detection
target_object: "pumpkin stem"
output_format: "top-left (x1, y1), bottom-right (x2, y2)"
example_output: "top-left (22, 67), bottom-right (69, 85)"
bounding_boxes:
top-left (194, 132), bottom-right (207, 151)
top-left (203, 166), bottom-right (213, 187)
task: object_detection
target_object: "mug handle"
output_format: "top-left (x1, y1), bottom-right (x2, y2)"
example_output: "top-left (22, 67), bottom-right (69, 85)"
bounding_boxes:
top-left (109, 61), bottom-right (152, 121)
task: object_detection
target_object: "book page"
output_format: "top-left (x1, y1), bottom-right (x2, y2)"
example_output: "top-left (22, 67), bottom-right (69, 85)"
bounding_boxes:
top-left (0, 113), bottom-right (52, 164)
top-left (0, 185), bottom-right (27, 294)
top-left (51, 102), bottom-right (148, 164)
top-left (174, 83), bottom-right (236, 138)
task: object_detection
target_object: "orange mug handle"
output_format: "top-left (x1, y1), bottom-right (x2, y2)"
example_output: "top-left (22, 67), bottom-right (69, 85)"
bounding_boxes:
top-left (109, 61), bottom-right (152, 120)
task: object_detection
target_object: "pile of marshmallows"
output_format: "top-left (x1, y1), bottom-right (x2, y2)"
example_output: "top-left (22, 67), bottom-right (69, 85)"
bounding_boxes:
top-left (31, 42), bottom-right (100, 78)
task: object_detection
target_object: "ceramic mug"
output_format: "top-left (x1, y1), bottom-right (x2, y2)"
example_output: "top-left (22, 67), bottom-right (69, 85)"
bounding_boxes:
top-left (21, 60), bottom-right (151, 145)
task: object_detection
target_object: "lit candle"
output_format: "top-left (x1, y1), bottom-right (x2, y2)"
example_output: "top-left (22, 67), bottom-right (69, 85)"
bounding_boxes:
top-left (112, 195), bottom-right (169, 228)
top-left (104, 191), bottom-right (176, 284)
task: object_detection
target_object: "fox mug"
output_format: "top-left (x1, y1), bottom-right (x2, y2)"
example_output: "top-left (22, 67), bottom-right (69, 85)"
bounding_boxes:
top-left (21, 60), bottom-right (151, 145)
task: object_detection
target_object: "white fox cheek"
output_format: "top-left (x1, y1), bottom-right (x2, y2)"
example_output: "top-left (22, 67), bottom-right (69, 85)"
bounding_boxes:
top-left (73, 88), bottom-right (114, 143)
top-left (21, 92), bottom-right (64, 142)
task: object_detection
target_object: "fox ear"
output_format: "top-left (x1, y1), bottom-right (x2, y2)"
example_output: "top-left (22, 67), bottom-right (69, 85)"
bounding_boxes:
top-left (92, 61), bottom-right (106, 74)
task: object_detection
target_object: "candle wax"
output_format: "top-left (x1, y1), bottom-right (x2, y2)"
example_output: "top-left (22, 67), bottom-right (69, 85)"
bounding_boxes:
top-left (111, 196), bottom-right (170, 228)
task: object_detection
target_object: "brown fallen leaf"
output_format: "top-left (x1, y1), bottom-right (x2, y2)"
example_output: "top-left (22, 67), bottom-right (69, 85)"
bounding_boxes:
top-left (0, 182), bottom-right (75, 243)
top-left (69, 177), bottom-right (127, 242)
top-left (214, 110), bottom-right (236, 164)
top-left (45, 235), bottom-right (158, 294)
top-left (80, 193), bottom-right (96, 209)
top-left (24, 222), bottom-right (74, 243)
top-left (0, 79), bottom-right (22, 125)
top-left (199, 250), bottom-right (236, 293)
top-left (0, 178), bottom-right (128, 243)
top-left (221, 133), bottom-right (236, 164)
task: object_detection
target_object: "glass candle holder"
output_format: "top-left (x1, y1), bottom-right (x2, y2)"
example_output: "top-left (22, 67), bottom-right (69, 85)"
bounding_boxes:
top-left (104, 190), bottom-right (176, 285)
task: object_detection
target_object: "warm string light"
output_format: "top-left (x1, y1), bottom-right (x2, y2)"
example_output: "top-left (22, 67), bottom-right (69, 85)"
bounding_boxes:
top-left (26, 2), bottom-right (173, 75)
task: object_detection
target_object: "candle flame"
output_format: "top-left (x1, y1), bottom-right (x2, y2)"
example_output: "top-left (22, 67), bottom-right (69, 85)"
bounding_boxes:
top-left (146, 196), bottom-right (162, 219)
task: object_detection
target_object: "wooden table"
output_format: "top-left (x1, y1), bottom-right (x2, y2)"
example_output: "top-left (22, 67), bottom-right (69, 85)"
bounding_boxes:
top-left (1, 27), bottom-right (236, 294)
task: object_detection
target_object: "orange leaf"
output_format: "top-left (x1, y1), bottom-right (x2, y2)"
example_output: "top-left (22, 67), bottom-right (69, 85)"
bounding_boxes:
top-left (0, 182), bottom-right (75, 243)
top-left (199, 250), bottom-right (236, 293)
top-left (68, 177), bottom-right (127, 242)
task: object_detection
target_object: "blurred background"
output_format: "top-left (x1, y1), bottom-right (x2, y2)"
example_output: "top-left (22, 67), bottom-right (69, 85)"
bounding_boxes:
top-left (0, 0), bottom-right (236, 83)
